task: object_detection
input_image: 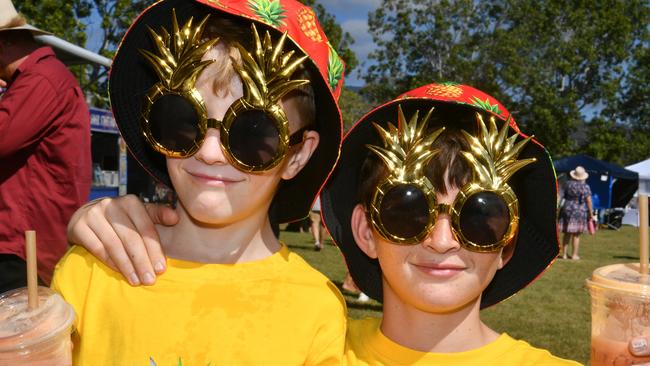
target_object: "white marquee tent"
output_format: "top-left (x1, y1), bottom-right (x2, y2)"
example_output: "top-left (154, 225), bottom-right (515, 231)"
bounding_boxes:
top-left (627, 158), bottom-right (650, 195)
top-left (621, 157), bottom-right (650, 226)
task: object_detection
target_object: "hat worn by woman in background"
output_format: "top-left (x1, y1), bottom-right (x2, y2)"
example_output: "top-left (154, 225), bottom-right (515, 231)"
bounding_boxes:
top-left (570, 166), bottom-right (589, 181)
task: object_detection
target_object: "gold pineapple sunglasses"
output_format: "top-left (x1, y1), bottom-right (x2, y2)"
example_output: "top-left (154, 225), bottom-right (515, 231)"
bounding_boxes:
top-left (140, 10), bottom-right (310, 172)
top-left (367, 106), bottom-right (536, 252)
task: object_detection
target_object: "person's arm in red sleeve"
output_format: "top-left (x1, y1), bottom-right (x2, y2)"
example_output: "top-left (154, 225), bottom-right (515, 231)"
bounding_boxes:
top-left (0, 72), bottom-right (61, 157)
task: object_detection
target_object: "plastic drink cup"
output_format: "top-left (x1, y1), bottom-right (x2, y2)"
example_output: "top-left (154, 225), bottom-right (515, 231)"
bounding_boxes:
top-left (0, 286), bottom-right (75, 365)
top-left (586, 263), bottom-right (650, 366)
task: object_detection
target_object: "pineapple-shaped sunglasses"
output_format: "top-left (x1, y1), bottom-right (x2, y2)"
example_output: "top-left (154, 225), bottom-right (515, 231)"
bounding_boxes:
top-left (140, 10), bottom-right (310, 172)
top-left (368, 106), bottom-right (535, 252)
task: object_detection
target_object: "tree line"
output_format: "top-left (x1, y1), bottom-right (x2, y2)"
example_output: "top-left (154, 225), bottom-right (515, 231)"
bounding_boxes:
top-left (17, 0), bottom-right (649, 165)
top-left (362, 0), bottom-right (650, 164)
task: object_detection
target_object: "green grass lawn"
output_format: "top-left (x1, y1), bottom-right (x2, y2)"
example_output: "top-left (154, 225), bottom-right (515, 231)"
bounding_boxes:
top-left (281, 225), bottom-right (646, 365)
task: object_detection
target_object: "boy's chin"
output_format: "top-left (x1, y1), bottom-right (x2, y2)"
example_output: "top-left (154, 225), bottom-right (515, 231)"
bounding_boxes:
top-left (406, 294), bottom-right (483, 314)
top-left (191, 207), bottom-right (251, 225)
top-left (182, 201), bottom-right (267, 227)
top-left (387, 281), bottom-right (485, 314)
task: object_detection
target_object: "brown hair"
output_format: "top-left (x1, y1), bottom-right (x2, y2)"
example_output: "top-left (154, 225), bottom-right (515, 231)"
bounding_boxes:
top-left (357, 122), bottom-right (473, 208)
top-left (355, 108), bottom-right (520, 251)
top-left (200, 16), bottom-right (315, 129)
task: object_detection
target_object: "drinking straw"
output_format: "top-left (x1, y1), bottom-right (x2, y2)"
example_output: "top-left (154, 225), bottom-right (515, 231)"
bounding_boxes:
top-left (640, 195), bottom-right (649, 275)
top-left (25, 230), bottom-right (38, 309)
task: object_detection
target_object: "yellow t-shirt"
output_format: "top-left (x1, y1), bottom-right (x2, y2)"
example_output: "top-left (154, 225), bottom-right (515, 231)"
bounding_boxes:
top-left (344, 318), bottom-right (583, 366)
top-left (51, 245), bottom-right (346, 366)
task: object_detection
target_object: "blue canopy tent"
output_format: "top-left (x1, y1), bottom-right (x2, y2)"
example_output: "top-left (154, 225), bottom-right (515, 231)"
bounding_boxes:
top-left (554, 154), bottom-right (639, 209)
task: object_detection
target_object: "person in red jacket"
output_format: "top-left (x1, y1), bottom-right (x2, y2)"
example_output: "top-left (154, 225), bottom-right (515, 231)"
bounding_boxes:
top-left (0, 0), bottom-right (91, 291)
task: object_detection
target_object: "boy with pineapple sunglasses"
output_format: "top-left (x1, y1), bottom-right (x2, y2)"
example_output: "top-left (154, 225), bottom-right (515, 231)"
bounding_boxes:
top-left (321, 83), bottom-right (582, 365)
top-left (51, 0), bottom-right (347, 364)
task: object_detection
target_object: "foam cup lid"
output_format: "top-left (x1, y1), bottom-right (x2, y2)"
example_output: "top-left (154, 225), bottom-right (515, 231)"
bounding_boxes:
top-left (0, 286), bottom-right (75, 350)
top-left (586, 263), bottom-right (650, 298)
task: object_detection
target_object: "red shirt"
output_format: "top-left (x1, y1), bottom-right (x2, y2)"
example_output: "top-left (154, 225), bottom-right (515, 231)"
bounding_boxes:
top-left (0, 47), bottom-right (91, 284)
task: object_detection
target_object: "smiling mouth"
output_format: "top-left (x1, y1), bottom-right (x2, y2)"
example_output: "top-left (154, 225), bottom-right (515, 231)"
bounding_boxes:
top-left (411, 263), bottom-right (466, 278)
top-left (188, 172), bottom-right (243, 186)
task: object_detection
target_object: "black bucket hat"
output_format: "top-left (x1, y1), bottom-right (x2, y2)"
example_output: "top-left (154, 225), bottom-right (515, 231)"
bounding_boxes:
top-left (321, 83), bottom-right (559, 308)
top-left (109, 0), bottom-right (344, 223)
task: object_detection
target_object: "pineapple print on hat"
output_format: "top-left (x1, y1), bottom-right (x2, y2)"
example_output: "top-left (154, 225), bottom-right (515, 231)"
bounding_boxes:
top-left (297, 7), bottom-right (322, 42)
top-left (470, 96), bottom-right (503, 116)
top-left (426, 82), bottom-right (463, 98)
top-left (327, 42), bottom-right (344, 91)
top-left (248, 0), bottom-right (287, 27)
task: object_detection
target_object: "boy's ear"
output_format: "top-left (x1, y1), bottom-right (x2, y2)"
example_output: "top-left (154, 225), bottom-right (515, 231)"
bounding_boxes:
top-left (497, 241), bottom-right (516, 270)
top-left (281, 130), bottom-right (319, 180)
top-left (351, 204), bottom-right (378, 259)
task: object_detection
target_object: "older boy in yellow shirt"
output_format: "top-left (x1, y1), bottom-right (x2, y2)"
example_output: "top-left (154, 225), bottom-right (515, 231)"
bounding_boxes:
top-left (51, 0), bottom-right (347, 364)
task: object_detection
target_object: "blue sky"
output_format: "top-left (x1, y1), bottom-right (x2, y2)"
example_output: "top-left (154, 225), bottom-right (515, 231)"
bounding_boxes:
top-left (320, 0), bottom-right (380, 86)
top-left (84, 0), bottom-right (379, 86)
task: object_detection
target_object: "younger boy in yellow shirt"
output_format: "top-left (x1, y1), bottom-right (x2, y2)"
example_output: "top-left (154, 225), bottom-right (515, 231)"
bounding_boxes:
top-left (51, 0), bottom-right (347, 364)
top-left (320, 83), bottom-right (582, 365)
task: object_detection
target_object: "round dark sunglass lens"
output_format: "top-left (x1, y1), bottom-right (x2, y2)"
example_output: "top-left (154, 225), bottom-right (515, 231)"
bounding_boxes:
top-left (379, 184), bottom-right (430, 239)
top-left (149, 94), bottom-right (200, 152)
top-left (228, 110), bottom-right (280, 167)
top-left (459, 191), bottom-right (510, 247)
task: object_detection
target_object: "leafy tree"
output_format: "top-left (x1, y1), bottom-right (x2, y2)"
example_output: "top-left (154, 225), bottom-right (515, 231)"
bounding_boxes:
top-left (339, 87), bottom-right (372, 131)
top-left (491, 0), bottom-right (649, 157)
top-left (16, 0), bottom-right (90, 46)
top-left (616, 45), bottom-right (650, 131)
top-left (17, 1), bottom-right (148, 108)
top-left (81, 0), bottom-right (149, 107)
top-left (21, 1), bottom-right (355, 108)
top-left (363, 0), bottom-right (483, 103)
top-left (362, 0), bottom-right (650, 159)
top-left (599, 42), bottom-right (650, 165)
top-left (582, 118), bottom-right (632, 166)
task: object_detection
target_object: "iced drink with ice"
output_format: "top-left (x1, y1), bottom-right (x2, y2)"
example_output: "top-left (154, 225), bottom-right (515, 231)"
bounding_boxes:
top-left (586, 263), bottom-right (650, 366)
top-left (0, 286), bottom-right (75, 365)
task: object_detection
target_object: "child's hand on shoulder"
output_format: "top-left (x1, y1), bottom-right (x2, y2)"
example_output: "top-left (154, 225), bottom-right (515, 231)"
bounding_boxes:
top-left (67, 195), bottom-right (178, 286)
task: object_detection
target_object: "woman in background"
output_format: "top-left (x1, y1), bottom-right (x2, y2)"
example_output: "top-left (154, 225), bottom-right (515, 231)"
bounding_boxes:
top-left (559, 166), bottom-right (594, 260)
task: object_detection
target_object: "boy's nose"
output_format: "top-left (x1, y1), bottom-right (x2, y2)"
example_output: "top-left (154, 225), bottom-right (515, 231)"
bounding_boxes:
top-left (193, 128), bottom-right (228, 165)
top-left (421, 214), bottom-right (461, 253)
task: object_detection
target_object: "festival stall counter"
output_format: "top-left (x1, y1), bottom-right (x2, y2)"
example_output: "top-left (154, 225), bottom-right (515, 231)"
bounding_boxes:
top-left (89, 108), bottom-right (127, 200)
